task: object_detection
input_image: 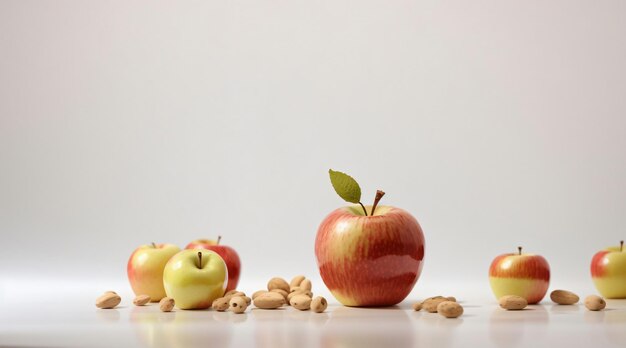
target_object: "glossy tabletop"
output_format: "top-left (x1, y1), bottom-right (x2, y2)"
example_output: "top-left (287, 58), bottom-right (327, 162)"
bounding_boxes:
top-left (1, 278), bottom-right (625, 348)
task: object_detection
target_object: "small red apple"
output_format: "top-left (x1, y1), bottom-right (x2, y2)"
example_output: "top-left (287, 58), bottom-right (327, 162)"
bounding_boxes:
top-left (185, 236), bottom-right (241, 292)
top-left (591, 240), bottom-right (626, 298)
top-left (488, 247), bottom-right (550, 304)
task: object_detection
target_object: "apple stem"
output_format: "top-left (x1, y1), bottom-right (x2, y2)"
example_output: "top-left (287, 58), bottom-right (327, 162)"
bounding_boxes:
top-left (151, 242), bottom-right (157, 248)
top-left (358, 202), bottom-right (368, 216)
top-left (621, 240), bottom-right (624, 252)
top-left (518, 246), bottom-right (522, 255)
top-left (370, 190), bottom-right (386, 216)
top-left (197, 251), bottom-right (202, 268)
top-left (217, 235), bottom-right (222, 245)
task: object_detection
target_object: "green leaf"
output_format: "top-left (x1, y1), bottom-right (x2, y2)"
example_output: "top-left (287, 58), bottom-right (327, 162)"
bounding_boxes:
top-left (328, 169), bottom-right (362, 204)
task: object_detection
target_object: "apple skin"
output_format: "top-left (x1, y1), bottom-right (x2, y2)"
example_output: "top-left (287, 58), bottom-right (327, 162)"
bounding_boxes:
top-left (315, 205), bottom-right (425, 307)
top-left (488, 251), bottom-right (550, 304)
top-left (185, 238), bottom-right (241, 292)
top-left (163, 249), bottom-right (228, 309)
top-left (591, 244), bottom-right (626, 299)
top-left (127, 243), bottom-right (181, 302)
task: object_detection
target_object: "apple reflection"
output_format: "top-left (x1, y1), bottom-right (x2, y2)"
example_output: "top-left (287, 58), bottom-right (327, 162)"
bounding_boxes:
top-left (130, 306), bottom-right (232, 348)
top-left (321, 306), bottom-right (414, 348)
top-left (252, 307), bottom-right (318, 348)
top-left (95, 308), bottom-right (120, 322)
top-left (489, 304), bottom-right (549, 348)
top-left (598, 300), bottom-right (626, 345)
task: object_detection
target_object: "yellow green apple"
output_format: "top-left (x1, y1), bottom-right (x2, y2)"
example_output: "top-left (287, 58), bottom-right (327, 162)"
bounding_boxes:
top-left (163, 249), bottom-right (228, 309)
top-left (591, 241), bottom-right (626, 298)
top-left (488, 247), bottom-right (550, 304)
top-left (185, 236), bottom-right (242, 292)
top-left (127, 243), bottom-right (181, 302)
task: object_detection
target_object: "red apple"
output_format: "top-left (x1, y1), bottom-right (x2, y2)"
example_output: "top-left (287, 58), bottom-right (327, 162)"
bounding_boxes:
top-left (591, 240), bottom-right (626, 298)
top-left (185, 236), bottom-right (241, 292)
top-left (315, 204), bottom-right (425, 306)
top-left (488, 247), bottom-right (550, 304)
top-left (127, 243), bottom-right (181, 301)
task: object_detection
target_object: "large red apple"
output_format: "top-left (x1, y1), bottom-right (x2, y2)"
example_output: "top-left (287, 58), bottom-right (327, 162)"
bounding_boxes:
top-left (185, 236), bottom-right (241, 292)
top-left (317, 170), bottom-right (426, 307)
top-left (488, 247), bottom-right (550, 304)
top-left (315, 204), bottom-right (425, 306)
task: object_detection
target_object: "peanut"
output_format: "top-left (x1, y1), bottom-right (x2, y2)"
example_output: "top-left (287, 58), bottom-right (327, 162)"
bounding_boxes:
top-left (212, 297), bottom-right (230, 311)
top-left (225, 290), bottom-right (244, 297)
top-left (252, 290), bottom-right (268, 300)
top-left (290, 294), bottom-right (312, 310)
top-left (271, 289), bottom-right (289, 301)
top-left (239, 296), bottom-right (252, 306)
top-left (311, 296), bottom-right (327, 313)
top-left (224, 291), bottom-right (245, 300)
top-left (584, 295), bottom-right (606, 311)
top-left (499, 295), bottom-right (527, 310)
top-left (267, 277), bottom-right (290, 293)
top-left (412, 302), bottom-right (422, 311)
top-left (288, 289), bottom-right (313, 303)
top-left (550, 290), bottom-right (579, 305)
top-left (290, 275), bottom-right (305, 290)
top-left (159, 297), bottom-right (175, 312)
top-left (437, 301), bottom-right (463, 318)
top-left (133, 295), bottom-right (151, 306)
top-left (300, 279), bottom-right (312, 291)
top-left (229, 296), bottom-right (247, 314)
top-left (253, 292), bottom-right (286, 309)
top-left (96, 292), bottom-right (121, 309)
top-left (422, 297), bottom-right (448, 313)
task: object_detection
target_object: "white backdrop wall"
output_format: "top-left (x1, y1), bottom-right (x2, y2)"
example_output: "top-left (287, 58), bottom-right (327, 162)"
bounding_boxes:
top-left (1, 0), bottom-right (625, 295)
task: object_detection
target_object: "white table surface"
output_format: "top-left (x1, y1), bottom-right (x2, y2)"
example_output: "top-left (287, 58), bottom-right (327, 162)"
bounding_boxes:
top-left (1, 278), bottom-right (624, 348)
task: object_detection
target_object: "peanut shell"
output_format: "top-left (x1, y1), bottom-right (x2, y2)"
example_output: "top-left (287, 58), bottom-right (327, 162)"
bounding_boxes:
top-left (300, 279), bottom-right (312, 291)
top-left (311, 296), bottom-right (327, 313)
top-left (159, 297), bottom-right (175, 312)
top-left (499, 295), bottom-right (527, 310)
top-left (412, 302), bottom-right (422, 311)
top-left (133, 295), bottom-right (151, 306)
top-left (252, 290), bottom-right (268, 299)
top-left (96, 292), bottom-right (121, 309)
top-left (290, 275), bottom-right (305, 290)
top-left (271, 289), bottom-right (289, 301)
top-left (229, 296), bottom-right (247, 314)
top-left (253, 292), bottom-right (286, 309)
top-left (290, 294), bottom-right (312, 310)
top-left (437, 301), bottom-right (463, 318)
top-left (550, 290), bottom-right (579, 305)
top-left (422, 297), bottom-right (448, 313)
top-left (288, 289), bottom-right (313, 303)
top-left (584, 295), bottom-right (606, 311)
top-left (267, 277), bottom-right (290, 293)
top-left (212, 297), bottom-right (230, 311)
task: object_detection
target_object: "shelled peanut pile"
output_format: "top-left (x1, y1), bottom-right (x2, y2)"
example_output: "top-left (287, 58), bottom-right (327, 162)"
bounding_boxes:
top-left (95, 275), bottom-right (327, 314)
top-left (411, 296), bottom-right (463, 318)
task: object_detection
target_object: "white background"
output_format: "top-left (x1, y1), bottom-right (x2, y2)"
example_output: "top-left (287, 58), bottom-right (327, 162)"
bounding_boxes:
top-left (1, 0), bottom-right (625, 298)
